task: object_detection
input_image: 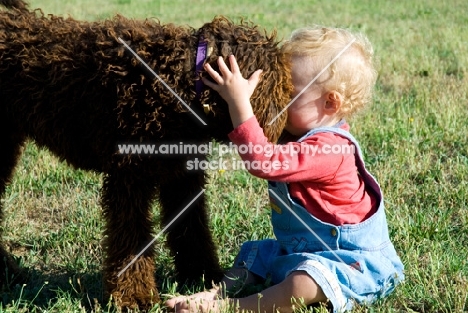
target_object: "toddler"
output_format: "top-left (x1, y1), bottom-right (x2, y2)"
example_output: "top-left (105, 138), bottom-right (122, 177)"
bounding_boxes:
top-left (166, 25), bottom-right (404, 313)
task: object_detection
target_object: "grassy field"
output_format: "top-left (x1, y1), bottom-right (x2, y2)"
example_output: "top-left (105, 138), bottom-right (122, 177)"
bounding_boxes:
top-left (1, 0), bottom-right (468, 312)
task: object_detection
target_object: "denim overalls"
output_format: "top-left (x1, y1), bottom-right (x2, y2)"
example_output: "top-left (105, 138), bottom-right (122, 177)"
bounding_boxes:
top-left (235, 126), bottom-right (404, 312)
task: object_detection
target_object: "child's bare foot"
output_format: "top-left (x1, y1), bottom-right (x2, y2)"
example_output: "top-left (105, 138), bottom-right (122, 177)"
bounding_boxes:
top-left (166, 289), bottom-right (218, 306)
top-left (167, 297), bottom-right (229, 313)
top-left (166, 289), bottom-right (229, 313)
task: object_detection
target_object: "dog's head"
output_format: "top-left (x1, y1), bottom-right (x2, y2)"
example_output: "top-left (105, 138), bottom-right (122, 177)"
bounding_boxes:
top-left (106, 15), bottom-right (292, 144)
top-left (198, 16), bottom-right (293, 143)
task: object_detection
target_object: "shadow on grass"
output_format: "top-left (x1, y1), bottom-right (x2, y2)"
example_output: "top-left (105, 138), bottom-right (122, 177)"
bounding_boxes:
top-left (1, 268), bottom-right (107, 312)
top-left (1, 266), bottom-right (183, 312)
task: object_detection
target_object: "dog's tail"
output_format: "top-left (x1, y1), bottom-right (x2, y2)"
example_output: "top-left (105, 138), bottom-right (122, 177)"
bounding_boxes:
top-left (0, 0), bottom-right (28, 11)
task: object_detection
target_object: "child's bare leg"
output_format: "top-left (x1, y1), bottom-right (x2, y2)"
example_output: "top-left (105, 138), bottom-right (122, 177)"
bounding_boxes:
top-left (234, 271), bottom-right (327, 313)
top-left (166, 270), bottom-right (327, 313)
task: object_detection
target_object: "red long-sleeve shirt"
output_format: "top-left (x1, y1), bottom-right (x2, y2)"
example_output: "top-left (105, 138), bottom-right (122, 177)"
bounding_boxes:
top-left (228, 117), bottom-right (377, 225)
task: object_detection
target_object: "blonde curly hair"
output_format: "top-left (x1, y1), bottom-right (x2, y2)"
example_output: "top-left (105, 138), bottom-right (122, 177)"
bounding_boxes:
top-left (281, 26), bottom-right (377, 118)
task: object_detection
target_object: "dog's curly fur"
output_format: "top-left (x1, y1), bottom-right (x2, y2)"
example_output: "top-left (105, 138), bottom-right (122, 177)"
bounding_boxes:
top-left (0, 0), bottom-right (293, 309)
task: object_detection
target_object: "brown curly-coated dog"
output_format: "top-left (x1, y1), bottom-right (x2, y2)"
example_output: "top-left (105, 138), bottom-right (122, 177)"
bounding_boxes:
top-left (0, 0), bottom-right (293, 309)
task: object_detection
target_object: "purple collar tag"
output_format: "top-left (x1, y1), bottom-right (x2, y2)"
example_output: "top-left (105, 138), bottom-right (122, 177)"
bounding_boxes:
top-left (195, 36), bottom-right (208, 102)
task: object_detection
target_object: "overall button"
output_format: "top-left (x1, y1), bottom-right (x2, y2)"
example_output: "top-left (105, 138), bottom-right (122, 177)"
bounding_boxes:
top-left (237, 260), bottom-right (247, 267)
top-left (330, 228), bottom-right (338, 237)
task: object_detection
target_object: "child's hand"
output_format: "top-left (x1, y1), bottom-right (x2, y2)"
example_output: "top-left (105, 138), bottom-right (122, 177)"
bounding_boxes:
top-left (202, 55), bottom-right (262, 127)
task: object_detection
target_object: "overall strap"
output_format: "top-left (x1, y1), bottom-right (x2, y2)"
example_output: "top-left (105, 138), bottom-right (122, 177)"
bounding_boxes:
top-left (297, 126), bottom-right (368, 174)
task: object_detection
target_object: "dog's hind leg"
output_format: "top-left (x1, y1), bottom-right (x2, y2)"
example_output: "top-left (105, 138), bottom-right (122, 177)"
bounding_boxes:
top-left (159, 165), bottom-right (224, 288)
top-left (0, 127), bottom-right (26, 289)
top-left (101, 168), bottom-right (159, 309)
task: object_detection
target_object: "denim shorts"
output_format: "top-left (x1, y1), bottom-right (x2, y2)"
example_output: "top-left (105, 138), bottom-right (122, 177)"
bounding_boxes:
top-left (234, 239), bottom-right (403, 312)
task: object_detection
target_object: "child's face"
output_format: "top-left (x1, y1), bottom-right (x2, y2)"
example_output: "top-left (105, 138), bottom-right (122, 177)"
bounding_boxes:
top-left (285, 57), bottom-right (338, 136)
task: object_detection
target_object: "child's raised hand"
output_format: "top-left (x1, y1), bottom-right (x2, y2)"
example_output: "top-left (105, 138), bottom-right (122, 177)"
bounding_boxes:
top-left (202, 55), bottom-right (262, 104)
top-left (202, 55), bottom-right (262, 127)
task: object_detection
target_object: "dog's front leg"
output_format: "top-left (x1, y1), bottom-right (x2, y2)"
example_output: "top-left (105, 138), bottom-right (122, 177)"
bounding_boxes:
top-left (159, 165), bottom-right (224, 288)
top-left (101, 169), bottom-right (159, 309)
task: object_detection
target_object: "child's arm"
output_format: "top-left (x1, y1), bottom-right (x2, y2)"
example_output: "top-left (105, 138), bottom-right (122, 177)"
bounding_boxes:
top-left (202, 55), bottom-right (262, 128)
top-left (203, 56), bottom-right (351, 183)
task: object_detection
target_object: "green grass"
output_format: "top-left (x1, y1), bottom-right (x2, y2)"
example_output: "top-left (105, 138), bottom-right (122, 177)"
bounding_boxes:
top-left (1, 0), bottom-right (468, 312)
